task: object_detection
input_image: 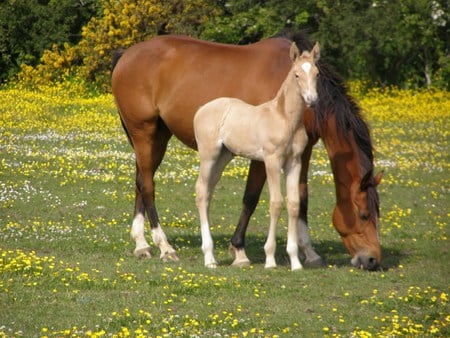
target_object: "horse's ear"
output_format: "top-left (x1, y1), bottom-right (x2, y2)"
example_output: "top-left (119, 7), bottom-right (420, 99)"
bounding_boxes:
top-left (374, 171), bottom-right (383, 186)
top-left (360, 170), bottom-right (373, 191)
top-left (312, 42), bottom-right (320, 61)
top-left (289, 42), bottom-right (300, 62)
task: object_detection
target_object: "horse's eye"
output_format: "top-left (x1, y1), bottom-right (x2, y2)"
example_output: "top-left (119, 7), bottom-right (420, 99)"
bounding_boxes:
top-left (360, 212), bottom-right (370, 221)
top-left (294, 73), bottom-right (299, 79)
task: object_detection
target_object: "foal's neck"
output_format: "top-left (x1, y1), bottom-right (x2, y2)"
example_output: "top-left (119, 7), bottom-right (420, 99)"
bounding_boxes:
top-left (274, 70), bottom-right (304, 125)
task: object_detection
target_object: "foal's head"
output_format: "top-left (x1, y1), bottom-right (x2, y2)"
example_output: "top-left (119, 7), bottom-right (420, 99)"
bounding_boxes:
top-left (290, 42), bottom-right (320, 107)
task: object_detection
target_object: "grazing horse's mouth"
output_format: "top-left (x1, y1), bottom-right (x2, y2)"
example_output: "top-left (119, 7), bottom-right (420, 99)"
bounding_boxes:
top-left (351, 254), bottom-right (380, 271)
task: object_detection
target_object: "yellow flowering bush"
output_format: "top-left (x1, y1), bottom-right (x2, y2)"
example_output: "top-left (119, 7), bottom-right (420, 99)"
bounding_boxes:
top-left (16, 0), bottom-right (219, 91)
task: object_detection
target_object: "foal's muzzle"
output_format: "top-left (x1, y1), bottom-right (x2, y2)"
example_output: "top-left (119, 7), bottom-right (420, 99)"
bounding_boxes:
top-left (304, 94), bottom-right (318, 108)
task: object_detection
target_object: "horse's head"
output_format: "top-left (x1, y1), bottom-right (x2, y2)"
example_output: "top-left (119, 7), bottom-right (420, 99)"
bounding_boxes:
top-left (333, 170), bottom-right (383, 270)
top-left (290, 42), bottom-right (320, 107)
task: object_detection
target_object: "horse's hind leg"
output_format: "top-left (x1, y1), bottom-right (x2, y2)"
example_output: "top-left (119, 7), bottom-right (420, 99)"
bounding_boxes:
top-left (230, 160), bottom-right (266, 267)
top-left (130, 118), bottom-right (178, 261)
top-left (131, 168), bottom-right (152, 258)
top-left (298, 142), bottom-right (324, 267)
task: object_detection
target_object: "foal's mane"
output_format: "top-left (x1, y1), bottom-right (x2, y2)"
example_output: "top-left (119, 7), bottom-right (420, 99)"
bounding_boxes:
top-left (275, 31), bottom-right (379, 216)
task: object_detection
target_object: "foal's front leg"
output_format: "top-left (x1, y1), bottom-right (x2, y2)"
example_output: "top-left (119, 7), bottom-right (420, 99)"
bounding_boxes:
top-left (284, 156), bottom-right (303, 271)
top-left (263, 158), bottom-right (284, 269)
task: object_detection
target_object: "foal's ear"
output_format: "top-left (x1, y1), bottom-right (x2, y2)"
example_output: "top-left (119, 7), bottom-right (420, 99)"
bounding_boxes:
top-left (289, 42), bottom-right (300, 62)
top-left (312, 42), bottom-right (320, 61)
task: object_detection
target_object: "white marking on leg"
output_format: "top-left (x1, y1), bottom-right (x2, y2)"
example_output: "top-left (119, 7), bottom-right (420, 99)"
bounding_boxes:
top-left (298, 219), bottom-right (322, 263)
top-left (131, 213), bottom-right (152, 257)
top-left (230, 246), bottom-right (251, 267)
top-left (151, 225), bottom-right (176, 259)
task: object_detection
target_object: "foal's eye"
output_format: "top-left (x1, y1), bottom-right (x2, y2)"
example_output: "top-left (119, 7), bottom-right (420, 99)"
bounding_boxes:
top-left (294, 73), bottom-right (299, 79)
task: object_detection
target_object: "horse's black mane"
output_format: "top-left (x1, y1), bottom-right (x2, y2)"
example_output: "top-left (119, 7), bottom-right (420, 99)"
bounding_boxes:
top-left (275, 31), bottom-right (379, 216)
top-left (275, 31), bottom-right (374, 164)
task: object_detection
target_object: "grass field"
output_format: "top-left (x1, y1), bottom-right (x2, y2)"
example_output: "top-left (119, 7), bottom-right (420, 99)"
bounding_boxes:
top-left (1, 82), bottom-right (449, 337)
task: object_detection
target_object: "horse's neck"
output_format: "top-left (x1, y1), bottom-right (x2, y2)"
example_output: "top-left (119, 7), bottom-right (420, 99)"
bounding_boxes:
top-left (273, 72), bottom-right (303, 126)
top-left (321, 115), bottom-right (362, 201)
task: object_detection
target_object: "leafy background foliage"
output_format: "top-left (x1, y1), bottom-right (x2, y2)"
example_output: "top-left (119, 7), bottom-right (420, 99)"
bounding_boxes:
top-left (0, 0), bottom-right (448, 90)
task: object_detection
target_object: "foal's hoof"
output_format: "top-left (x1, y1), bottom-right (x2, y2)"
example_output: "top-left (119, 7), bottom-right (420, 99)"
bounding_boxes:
top-left (303, 257), bottom-right (326, 269)
top-left (231, 258), bottom-right (251, 268)
top-left (205, 262), bottom-right (218, 269)
top-left (161, 251), bottom-right (180, 262)
top-left (134, 247), bottom-right (153, 258)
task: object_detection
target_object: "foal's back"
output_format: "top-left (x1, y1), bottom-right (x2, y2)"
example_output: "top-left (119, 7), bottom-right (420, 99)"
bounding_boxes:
top-left (195, 96), bottom-right (275, 161)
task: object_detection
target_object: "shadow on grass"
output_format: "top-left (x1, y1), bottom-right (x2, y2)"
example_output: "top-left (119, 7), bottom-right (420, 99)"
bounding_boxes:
top-left (170, 233), bottom-right (402, 271)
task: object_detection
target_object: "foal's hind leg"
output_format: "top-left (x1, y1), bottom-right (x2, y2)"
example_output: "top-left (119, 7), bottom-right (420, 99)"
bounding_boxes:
top-left (196, 146), bottom-right (233, 268)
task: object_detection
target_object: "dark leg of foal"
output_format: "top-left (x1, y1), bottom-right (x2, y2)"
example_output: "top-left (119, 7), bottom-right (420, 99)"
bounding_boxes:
top-left (230, 160), bottom-right (266, 266)
top-left (298, 142), bottom-right (324, 267)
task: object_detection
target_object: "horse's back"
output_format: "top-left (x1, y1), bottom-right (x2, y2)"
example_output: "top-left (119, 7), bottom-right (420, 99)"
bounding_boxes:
top-left (112, 35), bottom-right (292, 148)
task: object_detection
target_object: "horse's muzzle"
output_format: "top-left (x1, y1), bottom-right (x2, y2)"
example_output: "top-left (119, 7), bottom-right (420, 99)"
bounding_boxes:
top-left (351, 254), bottom-right (379, 271)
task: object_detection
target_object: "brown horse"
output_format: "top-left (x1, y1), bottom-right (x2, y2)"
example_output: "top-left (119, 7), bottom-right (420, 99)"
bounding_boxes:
top-left (194, 42), bottom-right (319, 270)
top-left (111, 32), bottom-right (382, 270)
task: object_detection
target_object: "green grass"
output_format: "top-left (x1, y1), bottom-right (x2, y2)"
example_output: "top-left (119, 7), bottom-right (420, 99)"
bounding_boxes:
top-left (0, 86), bottom-right (449, 337)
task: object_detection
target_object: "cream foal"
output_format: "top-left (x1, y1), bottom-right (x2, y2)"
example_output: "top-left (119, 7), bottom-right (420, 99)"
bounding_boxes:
top-left (194, 42), bottom-right (320, 270)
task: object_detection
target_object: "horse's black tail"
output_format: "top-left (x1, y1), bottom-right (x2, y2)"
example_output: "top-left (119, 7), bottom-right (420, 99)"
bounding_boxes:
top-left (111, 49), bottom-right (125, 73)
top-left (111, 48), bottom-right (134, 148)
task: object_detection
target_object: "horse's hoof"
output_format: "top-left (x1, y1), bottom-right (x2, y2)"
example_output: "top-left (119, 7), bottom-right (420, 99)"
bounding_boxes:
top-left (303, 257), bottom-right (326, 269)
top-left (161, 251), bottom-right (180, 262)
top-left (134, 247), bottom-right (153, 258)
top-left (264, 263), bottom-right (277, 269)
top-left (231, 258), bottom-right (251, 268)
top-left (291, 264), bottom-right (303, 271)
top-left (205, 262), bottom-right (218, 269)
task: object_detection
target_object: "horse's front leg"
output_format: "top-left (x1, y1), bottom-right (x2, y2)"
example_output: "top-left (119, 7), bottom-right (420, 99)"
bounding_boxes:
top-left (298, 141), bottom-right (324, 267)
top-left (263, 158), bottom-right (283, 269)
top-left (230, 160), bottom-right (266, 267)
